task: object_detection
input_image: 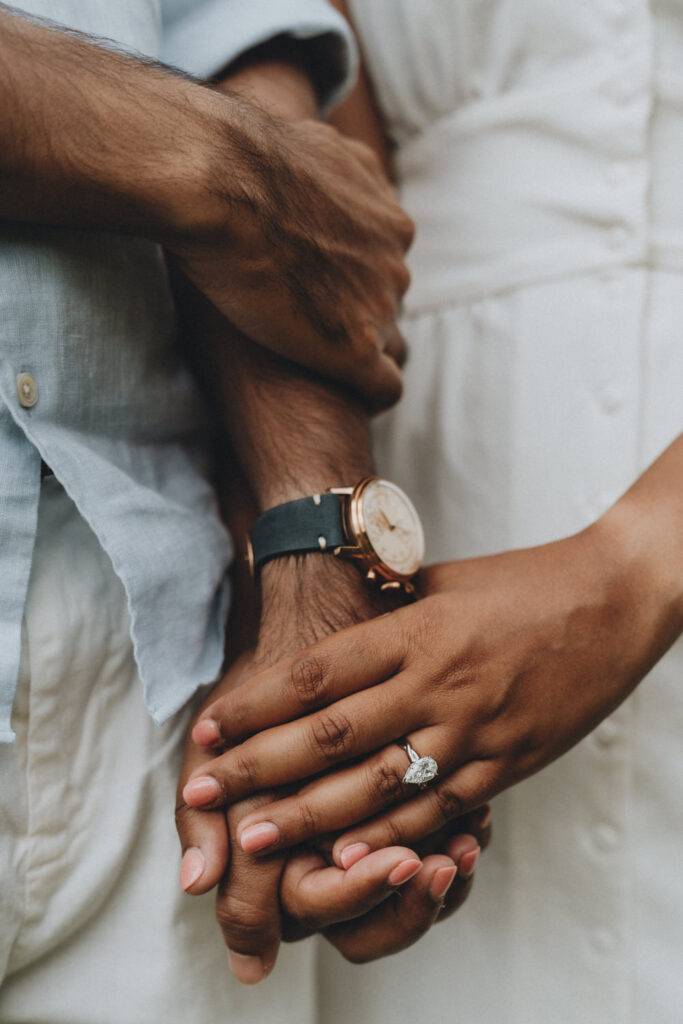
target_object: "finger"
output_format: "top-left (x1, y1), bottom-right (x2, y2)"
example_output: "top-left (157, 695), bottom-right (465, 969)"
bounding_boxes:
top-left (184, 674), bottom-right (424, 810)
top-left (332, 760), bottom-right (499, 866)
top-left (176, 733), bottom-right (229, 895)
top-left (324, 854), bottom-right (456, 963)
top-left (233, 728), bottom-right (450, 855)
top-left (437, 833), bottom-right (482, 923)
top-left (193, 612), bottom-right (406, 748)
top-left (359, 349), bottom-right (404, 413)
top-left (342, 137), bottom-right (389, 187)
top-left (453, 803), bottom-right (492, 852)
top-left (215, 796), bottom-right (286, 985)
top-left (403, 812), bottom-right (489, 922)
top-left (411, 804), bottom-right (492, 859)
top-left (280, 846), bottom-right (421, 932)
top-left (382, 323), bottom-right (408, 368)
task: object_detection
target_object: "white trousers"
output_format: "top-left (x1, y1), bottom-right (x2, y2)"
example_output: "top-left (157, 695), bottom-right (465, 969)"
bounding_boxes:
top-left (0, 478), bottom-right (316, 1024)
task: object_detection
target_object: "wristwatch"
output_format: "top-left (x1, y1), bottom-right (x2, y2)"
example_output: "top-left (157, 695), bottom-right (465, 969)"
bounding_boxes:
top-left (247, 476), bottom-right (425, 592)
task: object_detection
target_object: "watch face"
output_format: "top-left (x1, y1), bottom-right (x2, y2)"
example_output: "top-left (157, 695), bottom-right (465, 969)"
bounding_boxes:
top-left (361, 479), bottom-right (425, 577)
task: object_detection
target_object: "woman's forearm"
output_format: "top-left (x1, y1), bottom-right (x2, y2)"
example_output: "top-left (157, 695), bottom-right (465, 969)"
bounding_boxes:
top-left (597, 433), bottom-right (683, 661)
top-left (327, 0), bottom-right (395, 180)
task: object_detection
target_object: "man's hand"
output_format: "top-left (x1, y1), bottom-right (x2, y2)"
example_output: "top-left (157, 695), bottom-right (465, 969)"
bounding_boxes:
top-left (170, 46), bottom-right (485, 984)
top-left (176, 639), bottom-right (489, 983)
top-left (182, 436), bottom-right (683, 859)
top-left (167, 107), bottom-right (412, 411)
top-left (0, 6), bottom-right (411, 408)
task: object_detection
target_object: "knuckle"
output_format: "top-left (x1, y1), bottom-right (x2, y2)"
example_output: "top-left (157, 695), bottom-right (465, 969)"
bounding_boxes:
top-left (396, 211), bottom-right (415, 248)
top-left (221, 696), bottom-right (248, 737)
top-left (374, 282), bottom-right (397, 322)
top-left (341, 945), bottom-right (373, 965)
top-left (368, 760), bottom-right (406, 806)
top-left (396, 261), bottom-right (411, 296)
top-left (216, 896), bottom-right (273, 948)
top-left (351, 322), bottom-right (381, 362)
top-left (232, 751), bottom-right (260, 792)
top-left (290, 655), bottom-right (328, 711)
top-left (430, 784), bottom-right (464, 826)
top-left (308, 709), bottom-right (355, 763)
top-left (296, 800), bottom-right (323, 839)
top-left (174, 800), bottom-right (191, 835)
top-left (380, 815), bottom-right (407, 849)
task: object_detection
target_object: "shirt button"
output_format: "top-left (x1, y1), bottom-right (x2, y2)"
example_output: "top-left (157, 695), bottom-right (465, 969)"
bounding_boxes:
top-left (594, 823), bottom-right (619, 853)
top-left (16, 372), bottom-right (38, 408)
top-left (595, 718), bottom-right (620, 747)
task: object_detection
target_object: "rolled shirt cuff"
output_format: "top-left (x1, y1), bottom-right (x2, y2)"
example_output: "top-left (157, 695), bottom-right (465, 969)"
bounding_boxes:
top-left (161, 0), bottom-right (359, 114)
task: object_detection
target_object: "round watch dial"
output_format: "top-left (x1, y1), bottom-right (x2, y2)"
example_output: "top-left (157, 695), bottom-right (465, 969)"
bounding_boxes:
top-left (361, 479), bottom-right (425, 577)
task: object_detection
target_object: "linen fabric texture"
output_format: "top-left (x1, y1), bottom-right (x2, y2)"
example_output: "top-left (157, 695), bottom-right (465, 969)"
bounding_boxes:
top-left (0, 479), bottom-right (319, 1022)
top-left (0, 0), bottom-right (357, 742)
top-left (315, 2), bottom-right (683, 1022)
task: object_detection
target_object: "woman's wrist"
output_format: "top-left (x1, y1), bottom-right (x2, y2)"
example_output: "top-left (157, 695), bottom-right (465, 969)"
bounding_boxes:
top-left (588, 475), bottom-right (683, 676)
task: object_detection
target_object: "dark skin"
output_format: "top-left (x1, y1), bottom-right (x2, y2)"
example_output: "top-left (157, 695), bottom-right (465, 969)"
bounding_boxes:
top-left (186, 437), bottom-right (683, 863)
top-left (0, 3), bottom-right (412, 408)
top-left (0, 1), bottom-right (486, 985)
top-left (174, 60), bottom-right (489, 985)
top-left (182, 0), bottom-right (682, 966)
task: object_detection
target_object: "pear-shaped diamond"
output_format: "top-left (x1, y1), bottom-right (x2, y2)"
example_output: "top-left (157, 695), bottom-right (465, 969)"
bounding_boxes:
top-left (403, 756), bottom-right (438, 787)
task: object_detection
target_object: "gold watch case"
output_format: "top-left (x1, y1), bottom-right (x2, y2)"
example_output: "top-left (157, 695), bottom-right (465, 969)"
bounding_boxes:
top-left (329, 476), bottom-right (425, 593)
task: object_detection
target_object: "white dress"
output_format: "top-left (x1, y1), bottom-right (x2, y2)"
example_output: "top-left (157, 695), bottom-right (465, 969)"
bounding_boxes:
top-left (318, 3), bottom-right (683, 1022)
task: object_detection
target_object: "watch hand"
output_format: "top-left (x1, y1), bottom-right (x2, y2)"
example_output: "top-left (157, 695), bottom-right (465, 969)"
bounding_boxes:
top-left (376, 509), bottom-right (393, 532)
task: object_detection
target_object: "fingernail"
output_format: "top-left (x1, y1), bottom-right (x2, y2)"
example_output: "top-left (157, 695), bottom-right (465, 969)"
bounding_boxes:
top-left (340, 843), bottom-right (371, 869)
top-left (192, 719), bottom-right (222, 746)
top-left (478, 805), bottom-right (492, 828)
top-left (180, 847), bottom-right (205, 891)
top-left (240, 822), bottom-right (279, 853)
top-left (182, 776), bottom-right (221, 806)
top-left (459, 846), bottom-right (481, 878)
top-left (388, 858), bottom-right (421, 886)
top-left (430, 865), bottom-right (457, 901)
top-left (228, 950), bottom-right (266, 985)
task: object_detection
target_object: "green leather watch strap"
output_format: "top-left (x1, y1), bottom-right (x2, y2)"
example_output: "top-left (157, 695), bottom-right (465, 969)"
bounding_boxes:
top-left (250, 493), bottom-right (346, 572)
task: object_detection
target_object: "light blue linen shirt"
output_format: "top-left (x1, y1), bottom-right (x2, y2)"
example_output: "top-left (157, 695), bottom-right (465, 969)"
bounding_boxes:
top-left (0, 0), bottom-right (356, 743)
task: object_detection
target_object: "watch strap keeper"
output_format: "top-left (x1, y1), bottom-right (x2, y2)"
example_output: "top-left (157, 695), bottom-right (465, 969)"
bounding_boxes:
top-left (250, 493), bottom-right (346, 572)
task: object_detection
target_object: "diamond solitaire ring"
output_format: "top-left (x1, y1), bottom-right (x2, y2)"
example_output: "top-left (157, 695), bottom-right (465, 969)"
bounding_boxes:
top-left (397, 739), bottom-right (439, 788)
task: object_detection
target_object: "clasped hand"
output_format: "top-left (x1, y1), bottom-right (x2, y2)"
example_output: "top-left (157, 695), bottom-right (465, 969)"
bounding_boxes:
top-left (176, 653), bottom-right (488, 983)
top-left (185, 519), bottom-right (654, 872)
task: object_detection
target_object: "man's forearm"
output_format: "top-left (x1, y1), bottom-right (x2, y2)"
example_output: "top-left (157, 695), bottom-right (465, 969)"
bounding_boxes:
top-left (186, 59), bottom-right (405, 649)
top-left (184, 294), bottom-right (400, 652)
top-left (0, 5), bottom-right (204, 235)
top-left (1, 8), bottom-right (410, 405)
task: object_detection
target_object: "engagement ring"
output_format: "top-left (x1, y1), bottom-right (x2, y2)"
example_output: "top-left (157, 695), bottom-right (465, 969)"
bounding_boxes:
top-left (397, 739), bottom-right (439, 788)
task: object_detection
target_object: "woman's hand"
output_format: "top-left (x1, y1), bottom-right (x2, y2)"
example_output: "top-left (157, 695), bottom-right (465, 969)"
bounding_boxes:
top-left (176, 652), bottom-right (489, 982)
top-left (182, 484), bottom-right (683, 860)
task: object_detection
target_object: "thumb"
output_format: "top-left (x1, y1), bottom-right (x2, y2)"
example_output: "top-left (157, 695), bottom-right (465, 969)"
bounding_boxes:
top-left (176, 730), bottom-right (229, 894)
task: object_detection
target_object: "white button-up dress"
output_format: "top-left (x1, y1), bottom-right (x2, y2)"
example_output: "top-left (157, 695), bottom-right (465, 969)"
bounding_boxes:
top-left (318, 2), bottom-right (683, 1022)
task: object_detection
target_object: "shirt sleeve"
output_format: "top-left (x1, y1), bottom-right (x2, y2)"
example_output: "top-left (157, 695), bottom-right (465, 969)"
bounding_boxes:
top-left (161, 0), bottom-right (358, 115)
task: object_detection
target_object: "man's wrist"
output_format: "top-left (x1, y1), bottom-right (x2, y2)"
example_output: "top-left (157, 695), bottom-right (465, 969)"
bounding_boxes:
top-left (257, 554), bottom-right (404, 661)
